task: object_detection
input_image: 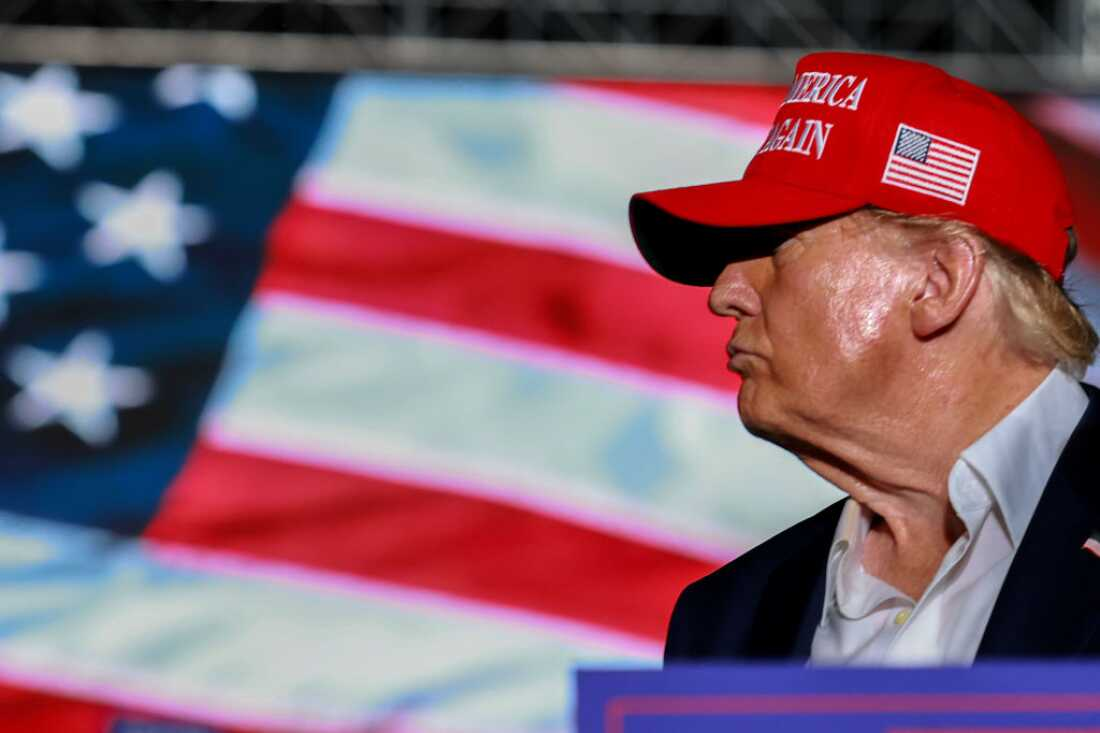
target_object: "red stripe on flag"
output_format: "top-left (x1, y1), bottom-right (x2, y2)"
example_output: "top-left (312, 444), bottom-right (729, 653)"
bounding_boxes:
top-left (891, 158), bottom-right (969, 186)
top-left (260, 200), bottom-right (740, 393)
top-left (921, 155), bottom-right (973, 176)
top-left (928, 139), bottom-right (978, 160)
top-left (887, 161), bottom-right (968, 191)
top-left (0, 682), bottom-right (257, 733)
top-left (926, 149), bottom-right (976, 168)
top-left (562, 79), bottom-right (785, 128)
top-left (0, 684), bottom-right (113, 733)
top-left (146, 443), bottom-right (719, 641)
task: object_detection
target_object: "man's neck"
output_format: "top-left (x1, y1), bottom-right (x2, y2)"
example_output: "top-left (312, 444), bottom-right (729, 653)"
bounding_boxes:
top-left (797, 357), bottom-right (1054, 598)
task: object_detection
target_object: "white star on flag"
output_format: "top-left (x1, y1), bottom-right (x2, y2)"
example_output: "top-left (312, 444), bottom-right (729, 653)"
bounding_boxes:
top-left (6, 330), bottom-right (154, 446)
top-left (0, 221), bottom-right (44, 325)
top-left (77, 170), bottom-right (213, 282)
top-left (153, 64), bottom-right (258, 121)
top-left (0, 65), bottom-right (119, 170)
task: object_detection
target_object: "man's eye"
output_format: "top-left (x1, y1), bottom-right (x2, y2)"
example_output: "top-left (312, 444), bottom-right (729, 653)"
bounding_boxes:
top-left (772, 238), bottom-right (803, 265)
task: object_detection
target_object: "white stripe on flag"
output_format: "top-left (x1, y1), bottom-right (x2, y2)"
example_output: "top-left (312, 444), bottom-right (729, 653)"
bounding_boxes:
top-left (301, 75), bottom-right (767, 266)
top-left (0, 512), bottom-right (650, 733)
top-left (203, 293), bottom-right (840, 557)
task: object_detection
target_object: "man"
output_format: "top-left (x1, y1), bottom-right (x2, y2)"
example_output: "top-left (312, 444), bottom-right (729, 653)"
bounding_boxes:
top-left (628, 52), bottom-right (1100, 665)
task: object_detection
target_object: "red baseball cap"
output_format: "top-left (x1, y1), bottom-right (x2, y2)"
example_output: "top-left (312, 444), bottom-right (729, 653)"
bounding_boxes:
top-left (629, 52), bottom-right (1074, 284)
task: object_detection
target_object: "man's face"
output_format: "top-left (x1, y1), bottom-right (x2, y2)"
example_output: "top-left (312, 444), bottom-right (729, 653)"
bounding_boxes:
top-left (709, 212), bottom-right (914, 448)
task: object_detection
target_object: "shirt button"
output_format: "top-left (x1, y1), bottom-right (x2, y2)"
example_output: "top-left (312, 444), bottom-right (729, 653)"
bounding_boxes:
top-left (894, 609), bottom-right (912, 625)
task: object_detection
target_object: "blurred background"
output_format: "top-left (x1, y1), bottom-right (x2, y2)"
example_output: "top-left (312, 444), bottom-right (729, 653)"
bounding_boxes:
top-left (0, 1), bottom-right (1097, 731)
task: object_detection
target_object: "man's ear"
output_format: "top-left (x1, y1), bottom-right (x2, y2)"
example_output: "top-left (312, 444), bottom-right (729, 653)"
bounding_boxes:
top-left (910, 232), bottom-right (984, 338)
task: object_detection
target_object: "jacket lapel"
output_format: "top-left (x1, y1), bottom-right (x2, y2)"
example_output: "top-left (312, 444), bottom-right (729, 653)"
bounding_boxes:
top-left (792, 548), bottom-right (831, 657)
top-left (978, 383), bottom-right (1100, 657)
top-left (743, 501), bottom-right (840, 659)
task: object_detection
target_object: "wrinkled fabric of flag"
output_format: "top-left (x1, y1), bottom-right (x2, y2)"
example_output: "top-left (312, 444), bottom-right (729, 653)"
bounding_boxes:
top-left (0, 64), bottom-right (1098, 733)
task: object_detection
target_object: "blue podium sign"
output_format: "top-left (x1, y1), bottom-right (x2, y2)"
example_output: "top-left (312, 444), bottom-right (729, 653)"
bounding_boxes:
top-left (576, 664), bottom-right (1100, 732)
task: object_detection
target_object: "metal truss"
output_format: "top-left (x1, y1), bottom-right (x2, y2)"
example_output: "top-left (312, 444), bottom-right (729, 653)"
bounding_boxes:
top-left (0, 1), bottom-right (1096, 92)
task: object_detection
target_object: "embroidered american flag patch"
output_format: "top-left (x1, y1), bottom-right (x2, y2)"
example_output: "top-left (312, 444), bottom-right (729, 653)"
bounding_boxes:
top-left (881, 123), bottom-right (980, 205)
top-left (1084, 531), bottom-right (1100, 558)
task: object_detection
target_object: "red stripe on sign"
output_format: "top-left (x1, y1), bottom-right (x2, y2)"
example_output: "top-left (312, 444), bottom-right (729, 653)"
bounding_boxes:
top-left (260, 199), bottom-right (740, 394)
top-left (146, 442), bottom-right (718, 641)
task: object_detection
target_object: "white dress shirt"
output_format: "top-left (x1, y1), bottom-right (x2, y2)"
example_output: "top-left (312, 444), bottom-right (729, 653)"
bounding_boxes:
top-left (810, 368), bottom-right (1089, 666)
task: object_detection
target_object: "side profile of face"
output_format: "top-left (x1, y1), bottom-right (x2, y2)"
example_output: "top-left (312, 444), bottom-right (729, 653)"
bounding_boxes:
top-left (709, 211), bottom-right (918, 450)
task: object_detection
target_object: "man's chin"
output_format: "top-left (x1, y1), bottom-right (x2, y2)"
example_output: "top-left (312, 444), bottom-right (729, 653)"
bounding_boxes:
top-left (740, 413), bottom-right (784, 442)
top-left (736, 387), bottom-right (793, 446)
top-left (736, 388), bottom-right (772, 438)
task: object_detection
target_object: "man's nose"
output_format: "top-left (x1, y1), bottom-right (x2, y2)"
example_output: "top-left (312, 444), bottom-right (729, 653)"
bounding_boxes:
top-left (708, 260), bottom-right (764, 318)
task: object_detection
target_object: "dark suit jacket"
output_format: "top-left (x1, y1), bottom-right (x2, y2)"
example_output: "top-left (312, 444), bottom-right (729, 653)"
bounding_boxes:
top-left (665, 383), bottom-right (1100, 662)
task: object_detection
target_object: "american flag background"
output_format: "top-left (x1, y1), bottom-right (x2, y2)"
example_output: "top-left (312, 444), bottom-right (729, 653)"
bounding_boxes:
top-left (0, 65), bottom-right (1097, 733)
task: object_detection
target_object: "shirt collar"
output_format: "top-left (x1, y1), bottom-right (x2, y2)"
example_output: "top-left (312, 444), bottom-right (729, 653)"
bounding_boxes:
top-left (958, 367), bottom-right (1088, 547)
top-left (818, 367), bottom-right (1088, 626)
top-left (819, 498), bottom-right (862, 625)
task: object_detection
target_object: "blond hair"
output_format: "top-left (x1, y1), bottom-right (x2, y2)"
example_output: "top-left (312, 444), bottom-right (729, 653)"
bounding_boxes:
top-left (866, 208), bottom-right (1098, 378)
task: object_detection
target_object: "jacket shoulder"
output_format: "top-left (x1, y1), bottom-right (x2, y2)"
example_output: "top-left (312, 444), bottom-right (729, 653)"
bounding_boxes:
top-left (665, 497), bottom-right (844, 662)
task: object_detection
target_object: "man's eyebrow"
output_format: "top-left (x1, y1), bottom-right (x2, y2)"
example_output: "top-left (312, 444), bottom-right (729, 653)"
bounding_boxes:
top-left (775, 226), bottom-right (810, 246)
top-left (773, 235), bottom-right (798, 251)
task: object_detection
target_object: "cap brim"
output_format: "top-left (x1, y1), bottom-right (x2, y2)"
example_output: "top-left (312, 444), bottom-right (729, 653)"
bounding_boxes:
top-left (629, 178), bottom-right (865, 285)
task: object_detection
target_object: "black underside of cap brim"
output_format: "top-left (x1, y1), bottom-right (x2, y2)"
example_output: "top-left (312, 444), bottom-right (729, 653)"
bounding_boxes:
top-left (629, 197), bottom-right (811, 286)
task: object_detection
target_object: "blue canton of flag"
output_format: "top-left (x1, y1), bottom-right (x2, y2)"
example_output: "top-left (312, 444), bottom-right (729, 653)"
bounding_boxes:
top-left (0, 66), bottom-right (333, 531)
top-left (894, 126), bottom-right (931, 162)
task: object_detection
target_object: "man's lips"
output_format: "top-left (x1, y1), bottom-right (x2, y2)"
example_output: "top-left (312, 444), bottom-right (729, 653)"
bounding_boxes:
top-left (726, 341), bottom-right (760, 371)
top-left (726, 341), bottom-right (757, 358)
